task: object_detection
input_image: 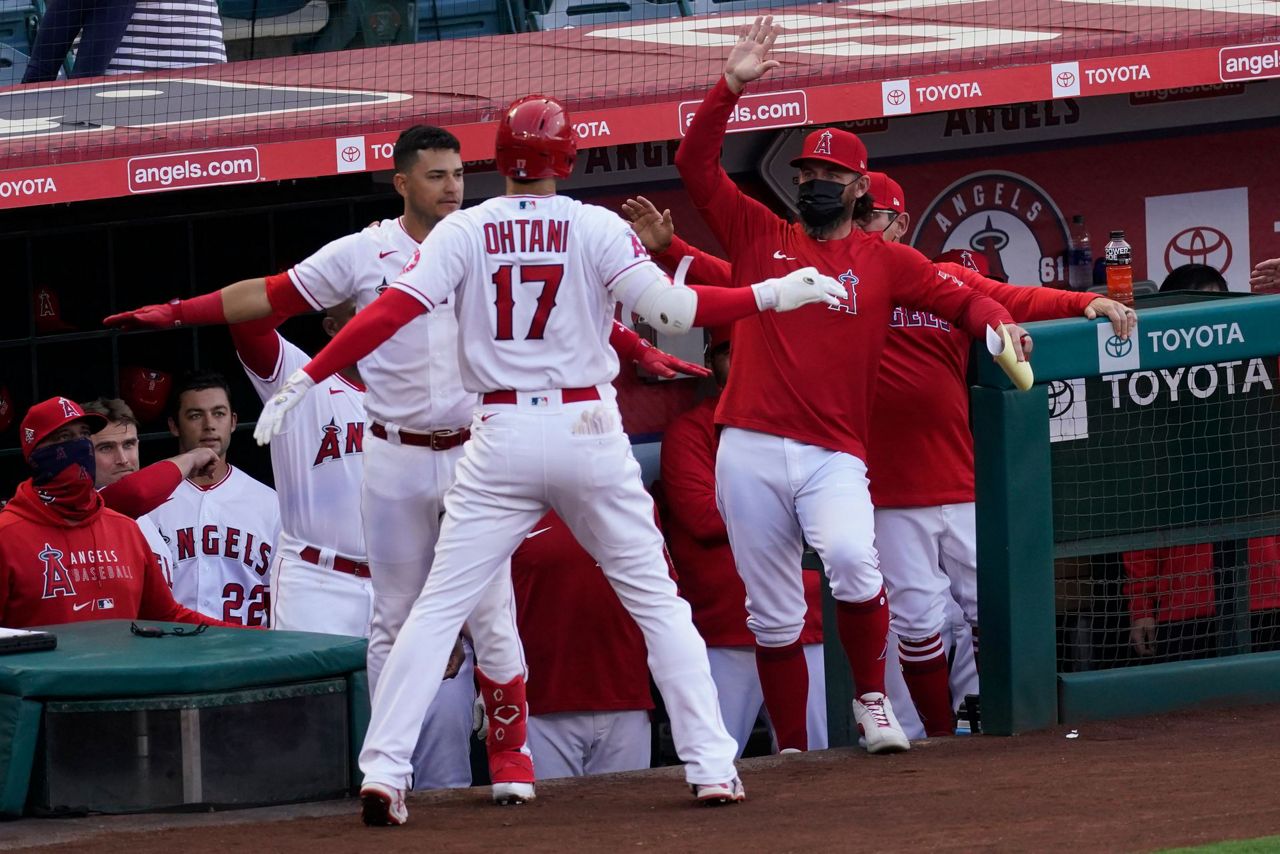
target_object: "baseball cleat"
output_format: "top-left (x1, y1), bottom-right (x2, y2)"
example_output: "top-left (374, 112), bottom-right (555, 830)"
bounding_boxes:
top-left (853, 692), bottom-right (911, 754)
top-left (492, 781), bottom-right (536, 805)
top-left (691, 777), bottom-right (746, 805)
top-left (360, 782), bottom-right (408, 826)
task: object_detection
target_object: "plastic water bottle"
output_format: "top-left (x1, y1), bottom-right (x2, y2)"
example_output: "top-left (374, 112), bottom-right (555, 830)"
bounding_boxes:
top-left (1067, 215), bottom-right (1092, 291)
top-left (1104, 230), bottom-right (1134, 308)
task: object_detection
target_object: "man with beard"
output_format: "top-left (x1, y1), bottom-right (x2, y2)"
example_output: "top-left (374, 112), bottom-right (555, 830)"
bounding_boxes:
top-left (0, 397), bottom-right (229, 628)
top-left (673, 16), bottom-right (1034, 754)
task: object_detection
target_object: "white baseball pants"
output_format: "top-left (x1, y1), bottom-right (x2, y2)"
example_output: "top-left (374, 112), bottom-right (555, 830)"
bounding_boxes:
top-left (527, 710), bottom-right (652, 779)
top-left (706, 644), bottom-right (827, 755)
top-left (716, 427), bottom-right (883, 648)
top-left (269, 546), bottom-right (373, 638)
top-left (360, 391), bottom-right (738, 789)
top-left (874, 503), bottom-right (979, 640)
top-left (360, 432), bottom-right (525, 789)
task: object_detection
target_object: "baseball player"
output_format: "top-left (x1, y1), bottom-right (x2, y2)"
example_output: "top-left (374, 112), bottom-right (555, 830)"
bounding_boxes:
top-left (674, 17), bottom-right (1034, 753)
top-left (0, 397), bottom-right (232, 628)
top-left (231, 306), bottom-right (477, 788)
top-left (251, 94), bottom-right (844, 824)
top-left (145, 370), bottom-right (280, 627)
top-left (513, 510), bottom-right (655, 778)
top-left (104, 125), bottom-right (710, 804)
top-left (861, 171), bottom-right (1132, 734)
top-left (658, 327), bottom-right (826, 755)
top-left (82, 397), bottom-right (218, 586)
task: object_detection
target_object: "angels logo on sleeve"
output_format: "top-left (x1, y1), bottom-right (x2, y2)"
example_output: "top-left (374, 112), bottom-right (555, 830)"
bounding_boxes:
top-left (910, 171), bottom-right (1071, 287)
top-left (402, 249), bottom-right (421, 275)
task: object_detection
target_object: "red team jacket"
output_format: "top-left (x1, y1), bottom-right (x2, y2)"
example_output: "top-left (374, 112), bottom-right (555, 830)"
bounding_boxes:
top-left (676, 78), bottom-right (1014, 464)
top-left (1124, 539), bottom-right (1280, 624)
top-left (511, 511), bottom-right (654, 716)
top-left (0, 483), bottom-right (224, 628)
top-left (660, 397), bottom-right (823, 647)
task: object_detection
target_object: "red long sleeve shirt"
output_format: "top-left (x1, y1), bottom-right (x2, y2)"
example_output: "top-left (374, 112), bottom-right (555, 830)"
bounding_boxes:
top-left (0, 483), bottom-right (231, 628)
top-left (676, 78), bottom-right (1014, 461)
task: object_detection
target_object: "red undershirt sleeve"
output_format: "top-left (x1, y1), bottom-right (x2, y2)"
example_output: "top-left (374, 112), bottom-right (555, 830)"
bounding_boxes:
top-left (302, 288), bottom-right (425, 382)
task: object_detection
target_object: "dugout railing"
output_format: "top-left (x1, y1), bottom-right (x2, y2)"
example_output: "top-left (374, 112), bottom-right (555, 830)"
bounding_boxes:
top-left (973, 292), bottom-right (1280, 736)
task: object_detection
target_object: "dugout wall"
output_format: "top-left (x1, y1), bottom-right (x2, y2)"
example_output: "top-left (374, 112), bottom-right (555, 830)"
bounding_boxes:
top-left (974, 292), bottom-right (1280, 735)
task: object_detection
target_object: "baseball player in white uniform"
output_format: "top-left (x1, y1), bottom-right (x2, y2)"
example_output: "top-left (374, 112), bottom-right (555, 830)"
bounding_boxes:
top-left (106, 123), bottom-right (722, 802)
top-left (145, 370), bottom-right (280, 626)
top-left (252, 94), bottom-right (845, 825)
top-left (232, 306), bottom-right (478, 788)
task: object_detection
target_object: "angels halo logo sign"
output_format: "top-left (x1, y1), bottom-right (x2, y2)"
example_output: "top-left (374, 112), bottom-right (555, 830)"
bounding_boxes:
top-left (910, 171), bottom-right (1071, 287)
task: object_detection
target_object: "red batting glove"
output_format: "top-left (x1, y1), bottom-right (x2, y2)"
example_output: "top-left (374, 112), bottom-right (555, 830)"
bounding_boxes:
top-left (637, 341), bottom-right (711, 379)
top-left (103, 300), bottom-right (182, 330)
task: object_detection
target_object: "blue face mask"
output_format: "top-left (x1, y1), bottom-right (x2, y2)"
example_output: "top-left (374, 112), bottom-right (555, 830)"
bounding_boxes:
top-left (29, 437), bottom-right (96, 486)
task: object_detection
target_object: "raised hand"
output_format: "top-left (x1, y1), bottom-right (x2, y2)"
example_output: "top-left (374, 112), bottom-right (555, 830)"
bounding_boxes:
top-left (621, 196), bottom-right (674, 254)
top-left (724, 16), bottom-right (782, 94)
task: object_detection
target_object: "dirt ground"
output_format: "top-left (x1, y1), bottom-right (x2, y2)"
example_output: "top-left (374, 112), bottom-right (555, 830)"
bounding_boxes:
top-left (9, 704), bottom-right (1280, 854)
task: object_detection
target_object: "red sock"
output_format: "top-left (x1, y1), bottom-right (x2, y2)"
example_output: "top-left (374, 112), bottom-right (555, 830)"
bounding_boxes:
top-left (754, 641), bottom-right (809, 751)
top-left (835, 589), bottom-right (890, 697)
top-left (475, 669), bottom-right (534, 784)
top-left (899, 635), bottom-right (955, 737)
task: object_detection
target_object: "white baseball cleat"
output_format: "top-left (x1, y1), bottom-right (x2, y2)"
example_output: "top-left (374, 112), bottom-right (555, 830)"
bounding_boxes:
top-left (360, 782), bottom-right (408, 827)
top-left (691, 777), bottom-right (746, 805)
top-left (492, 781), bottom-right (536, 805)
top-left (853, 692), bottom-right (911, 754)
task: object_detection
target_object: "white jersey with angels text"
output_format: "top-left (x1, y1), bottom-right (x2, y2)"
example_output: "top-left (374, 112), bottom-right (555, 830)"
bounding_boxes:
top-left (147, 467), bottom-right (281, 627)
top-left (391, 194), bottom-right (661, 393)
top-left (136, 514), bottom-right (174, 587)
top-left (242, 334), bottom-right (367, 560)
top-left (287, 217), bottom-right (474, 432)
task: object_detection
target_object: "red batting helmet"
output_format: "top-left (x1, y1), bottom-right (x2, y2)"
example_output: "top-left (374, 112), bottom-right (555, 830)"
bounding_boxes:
top-left (494, 95), bottom-right (576, 180)
top-left (119, 366), bottom-right (173, 424)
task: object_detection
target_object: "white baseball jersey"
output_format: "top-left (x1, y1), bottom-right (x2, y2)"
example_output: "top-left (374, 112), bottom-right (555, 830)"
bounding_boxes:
top-left (146, 467), bottom-right (281, 627)
top-left (287, 217), bottom-right (474, 432)
top-left (136, 514), bottom-right (174, 587)
top-left (241, 333), bottom-right (367, 560)
top-left (391, 194), bottom-right (659, 393)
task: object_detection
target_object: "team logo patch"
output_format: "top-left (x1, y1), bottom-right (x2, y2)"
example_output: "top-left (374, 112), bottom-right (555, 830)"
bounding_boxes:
top-left (911, 171), bottom-right (1071, 287)
top-left (519, 199), bottom-right (536, 210)
top-left (24, 427), bottom-right (34, 443)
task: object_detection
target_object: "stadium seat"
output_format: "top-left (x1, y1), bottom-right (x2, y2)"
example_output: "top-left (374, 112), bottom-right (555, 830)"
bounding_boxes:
top-left (220, 0), bottom-right (329, 41)
top-left (416, 0), bottom-right (510, 40)
top-left (0, 0), bottom-right (35, 55)
top-left (530, 0), bottom-right (689, 32)
top-left (0, 41), bottom-right (27, 86)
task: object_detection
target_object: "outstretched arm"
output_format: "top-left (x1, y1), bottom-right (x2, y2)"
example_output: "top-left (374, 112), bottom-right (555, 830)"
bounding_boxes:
top-left (252, 289), bottom-right (426, 445)
top-left (610, 321), bottom-right (711, 379)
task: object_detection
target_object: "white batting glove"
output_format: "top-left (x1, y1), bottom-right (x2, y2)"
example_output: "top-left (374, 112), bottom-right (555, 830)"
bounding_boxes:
top-left (253, 369), bottom-right (316, 446)
top-left (752, 266), bottom-right (846, 312)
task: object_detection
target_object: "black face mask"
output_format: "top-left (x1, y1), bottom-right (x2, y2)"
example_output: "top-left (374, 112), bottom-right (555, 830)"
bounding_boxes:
top-left (796, 179), bottom-right (850, 229)
top-left (29, 437), bottom-right (96, 486)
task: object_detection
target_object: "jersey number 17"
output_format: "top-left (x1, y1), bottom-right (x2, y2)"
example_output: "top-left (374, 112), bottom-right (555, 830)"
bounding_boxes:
top-left (491, 264), bottom-right (564, 340)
